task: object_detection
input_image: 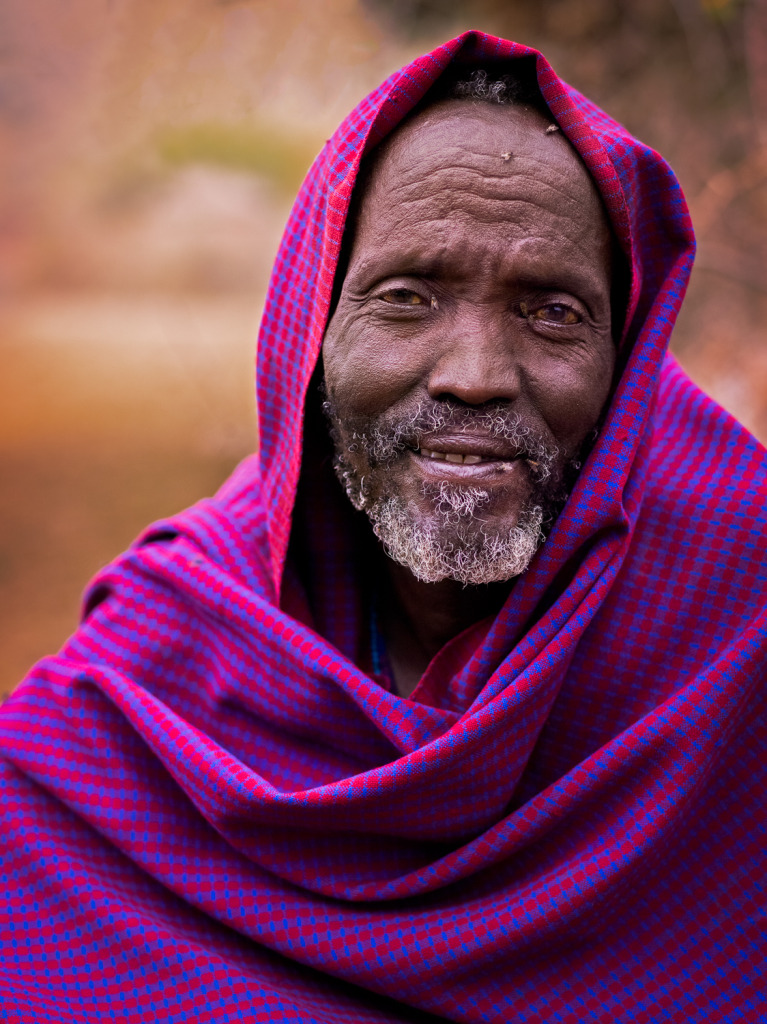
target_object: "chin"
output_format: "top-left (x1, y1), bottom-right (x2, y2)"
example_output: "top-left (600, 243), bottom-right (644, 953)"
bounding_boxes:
top-left (362, 487), bottom-right (546, 586)
top-left (331, 430), bottom-right (574, 584)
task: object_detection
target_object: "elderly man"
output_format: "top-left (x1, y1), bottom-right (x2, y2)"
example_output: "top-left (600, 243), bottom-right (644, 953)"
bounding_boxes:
top-left (0, 31), bottom-right (764, 1024)
top-left (321, 69), bottom-right (614, 697)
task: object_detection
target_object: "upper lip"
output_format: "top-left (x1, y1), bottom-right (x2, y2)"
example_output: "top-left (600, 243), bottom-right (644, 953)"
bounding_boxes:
top-left (414, 434), bottom-right (524, 460)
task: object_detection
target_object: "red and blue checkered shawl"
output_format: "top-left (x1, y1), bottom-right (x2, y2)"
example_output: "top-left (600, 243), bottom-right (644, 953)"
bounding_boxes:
top-left (1, 31), bottom-right (765, 1024)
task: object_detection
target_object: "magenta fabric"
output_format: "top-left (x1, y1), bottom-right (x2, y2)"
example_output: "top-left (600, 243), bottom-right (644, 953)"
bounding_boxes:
top-left (1, 31), bottom-right (765, 1024)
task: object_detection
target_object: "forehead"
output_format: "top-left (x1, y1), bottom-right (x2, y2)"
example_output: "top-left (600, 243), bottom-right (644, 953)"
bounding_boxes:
top-left (370, 99), bottom-right (573, 180)
top-left (347, 99), bottom-right (612, 291)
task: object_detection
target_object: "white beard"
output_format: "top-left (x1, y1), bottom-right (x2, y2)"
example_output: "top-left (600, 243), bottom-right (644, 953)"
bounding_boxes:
top-left (324, 395), bottom-right (563, 585)
top-left (357, 480), bottom-right (545, 586)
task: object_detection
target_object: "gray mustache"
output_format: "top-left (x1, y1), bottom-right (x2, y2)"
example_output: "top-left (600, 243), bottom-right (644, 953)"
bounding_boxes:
top-left (332, 400), bottom-right (559, 473)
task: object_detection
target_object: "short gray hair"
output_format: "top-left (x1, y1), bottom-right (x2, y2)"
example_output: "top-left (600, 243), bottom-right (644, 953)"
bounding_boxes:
top-left (449, 68), bottom-right (536, 106)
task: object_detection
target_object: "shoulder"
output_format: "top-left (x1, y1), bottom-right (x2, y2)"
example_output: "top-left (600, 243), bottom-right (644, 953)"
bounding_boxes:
top-left (626, 356), bottom-right (767, 625)
top-left (650, 355), bottom-right (767, 522)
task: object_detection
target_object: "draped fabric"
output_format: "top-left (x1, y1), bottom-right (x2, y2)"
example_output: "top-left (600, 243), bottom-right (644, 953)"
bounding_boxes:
top-left (1, 31), bottom-right (765, 1024)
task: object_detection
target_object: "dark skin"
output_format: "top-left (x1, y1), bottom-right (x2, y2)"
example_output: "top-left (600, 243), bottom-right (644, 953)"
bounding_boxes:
top-left (322, 100), bottom-right (615, 698)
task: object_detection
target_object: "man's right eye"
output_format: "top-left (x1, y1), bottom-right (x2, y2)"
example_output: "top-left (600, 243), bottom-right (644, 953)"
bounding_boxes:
top-left (380, 289), bottom-right (425, 305)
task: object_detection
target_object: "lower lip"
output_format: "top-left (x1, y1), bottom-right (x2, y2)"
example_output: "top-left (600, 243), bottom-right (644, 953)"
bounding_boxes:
top-left (409, 450), bottom-right (527, 483)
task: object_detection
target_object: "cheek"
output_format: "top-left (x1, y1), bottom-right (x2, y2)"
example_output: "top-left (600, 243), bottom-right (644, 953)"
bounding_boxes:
top-left (322, 310), bottom-right (429, 415)
top-left (530, 346), bottom-right (615, 445)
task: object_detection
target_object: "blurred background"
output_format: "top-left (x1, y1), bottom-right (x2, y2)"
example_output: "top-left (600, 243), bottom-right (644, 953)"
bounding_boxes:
top-left (1, 0), bottom-right (765, 696)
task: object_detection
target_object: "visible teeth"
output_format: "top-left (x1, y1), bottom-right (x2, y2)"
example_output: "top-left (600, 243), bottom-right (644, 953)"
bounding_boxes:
top-left (419, 448), bottom-right (492, 465)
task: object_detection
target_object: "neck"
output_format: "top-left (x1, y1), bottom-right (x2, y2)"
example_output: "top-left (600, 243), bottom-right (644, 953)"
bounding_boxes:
top-left (378, 555), bottom-right (509, 698)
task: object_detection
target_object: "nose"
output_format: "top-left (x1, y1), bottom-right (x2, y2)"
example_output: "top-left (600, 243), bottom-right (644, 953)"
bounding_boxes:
top-left (426, 310), bottom-right (522, 406)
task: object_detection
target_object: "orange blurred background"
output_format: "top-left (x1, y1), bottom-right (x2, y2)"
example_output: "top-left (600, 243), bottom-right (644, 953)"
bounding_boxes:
top-left (1, 0), bottom-right (766, 695)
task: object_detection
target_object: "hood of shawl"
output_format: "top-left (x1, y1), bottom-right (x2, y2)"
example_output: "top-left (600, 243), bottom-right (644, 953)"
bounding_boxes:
top-left (255, 29), bottom-right (695, 608)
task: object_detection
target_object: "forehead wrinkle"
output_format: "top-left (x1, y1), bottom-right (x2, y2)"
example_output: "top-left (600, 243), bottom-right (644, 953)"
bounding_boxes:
top-left (369, 157), bottom-right (605, 230)
top-left (353, 218), bottom-right (604, 293)
top-left (385, 137), bottom-right (586, 180)
top-left (406, 183), bottom-right (601, 225)
top-left (347, 103), bottom-right (613, 297)
top-left (377, 108), bottom-right (591, 176)
top-left (359, 188), bottom-right (604, 250)
top-left (365, 211), bottom-right (596, 258)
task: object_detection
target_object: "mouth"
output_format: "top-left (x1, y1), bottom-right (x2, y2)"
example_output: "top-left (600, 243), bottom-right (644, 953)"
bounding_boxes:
top-left (413, 433), bottom-right (531, 467)
top-left (407, 434), bottom-right (535, 484)
top-left (419, 446), bottom-right (525, 467)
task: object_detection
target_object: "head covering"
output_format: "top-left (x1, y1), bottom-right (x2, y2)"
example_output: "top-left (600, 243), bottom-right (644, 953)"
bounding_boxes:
top-left (1, 30), bottom-right (764, 1023)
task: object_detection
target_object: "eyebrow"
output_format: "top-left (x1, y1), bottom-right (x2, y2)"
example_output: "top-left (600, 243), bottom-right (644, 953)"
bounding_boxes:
top-left (348, 245), bottom-right (611, 308)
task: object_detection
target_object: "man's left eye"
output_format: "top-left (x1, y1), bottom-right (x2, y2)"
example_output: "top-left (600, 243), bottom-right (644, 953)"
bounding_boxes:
top-left (528, 303), bottom-right (580, 325)
top-left (380, 289), bottom-right (425, 305)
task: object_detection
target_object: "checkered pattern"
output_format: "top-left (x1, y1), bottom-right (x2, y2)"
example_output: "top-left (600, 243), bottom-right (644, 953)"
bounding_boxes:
top-left (1, 30), bottom-right (765, 1023)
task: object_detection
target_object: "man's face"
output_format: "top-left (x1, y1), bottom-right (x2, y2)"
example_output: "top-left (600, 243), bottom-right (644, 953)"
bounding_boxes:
top-left (322, 99), bottom-right (616, 585)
